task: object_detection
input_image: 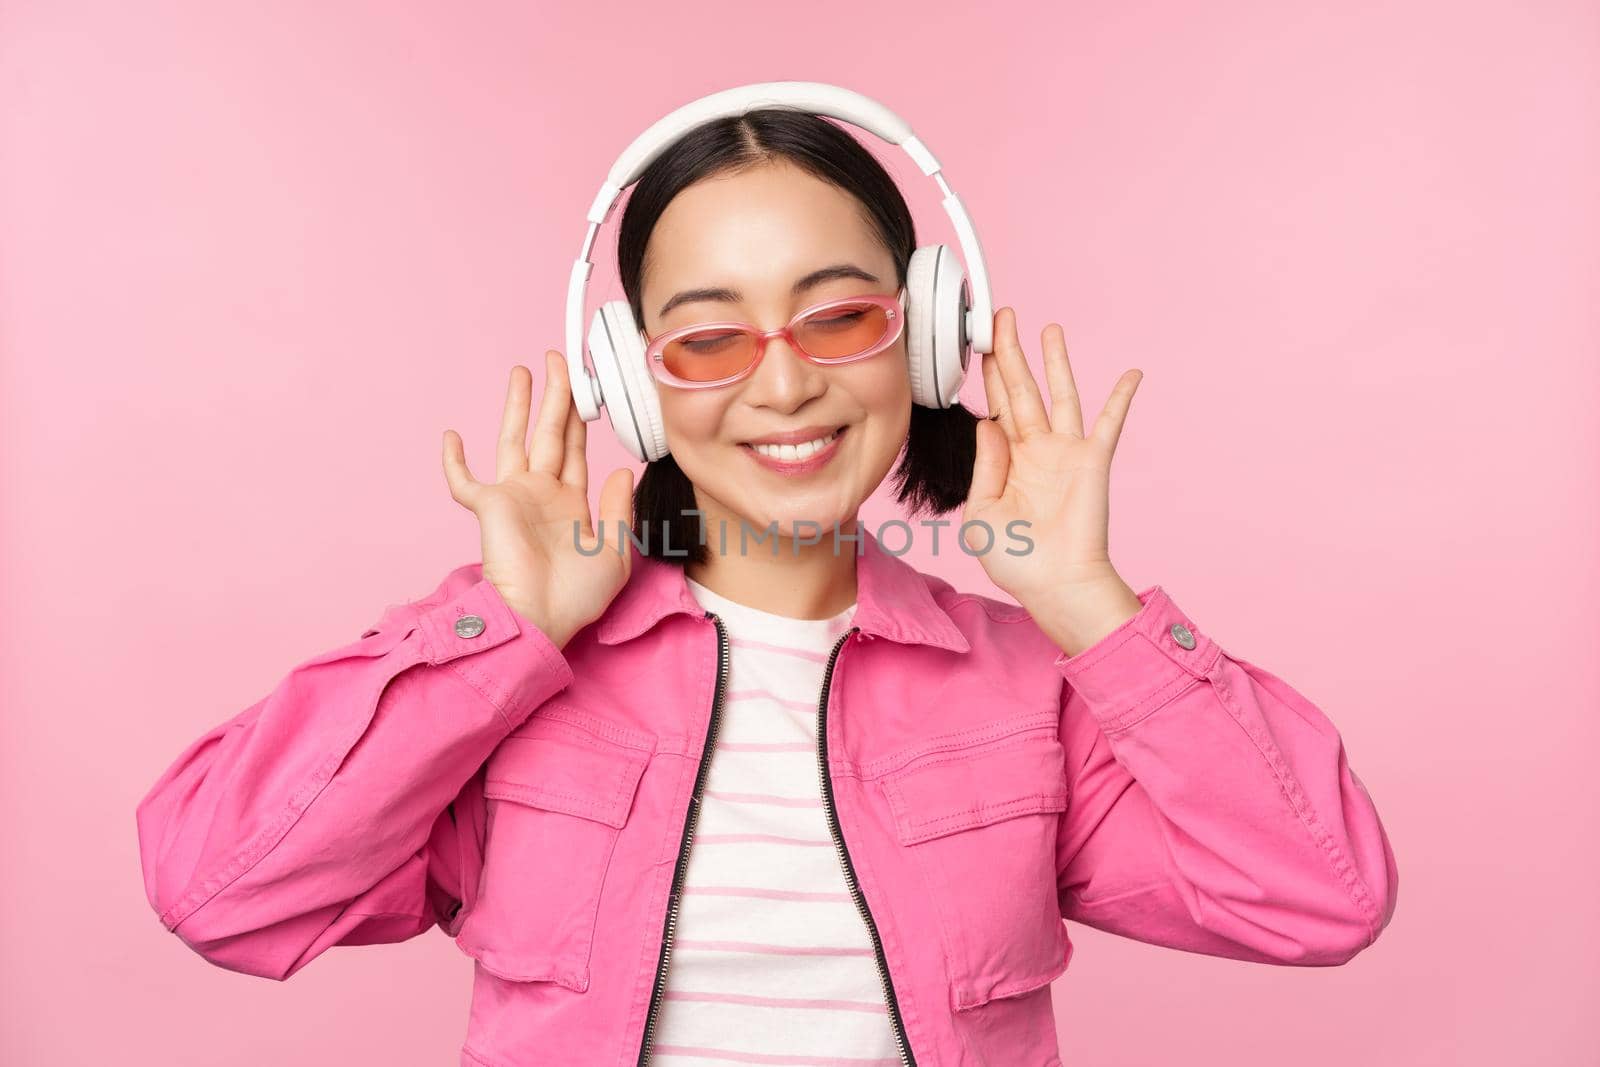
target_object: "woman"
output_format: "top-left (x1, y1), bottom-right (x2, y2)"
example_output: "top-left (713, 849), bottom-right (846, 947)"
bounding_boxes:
top-left (137, 108), bottom-right (1398, 1067)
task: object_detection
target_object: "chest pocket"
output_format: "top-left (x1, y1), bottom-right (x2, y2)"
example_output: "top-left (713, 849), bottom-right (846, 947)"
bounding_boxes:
top-left (879, 715), bottom-right (1073, 1011)
top-left (455, 712), bottom-right (652, 992)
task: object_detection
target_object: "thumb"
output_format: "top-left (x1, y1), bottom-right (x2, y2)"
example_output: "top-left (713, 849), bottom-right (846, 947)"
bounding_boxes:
top-left (596, 466), bottom-right (635, 557)
top-left (968, 417), bottom-right (1009, 511)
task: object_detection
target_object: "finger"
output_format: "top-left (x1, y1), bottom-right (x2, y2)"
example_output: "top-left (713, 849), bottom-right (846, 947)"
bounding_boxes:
top-left (496, 364), bottom-right (532, 483)
top-left (980, 346), bottom-right (1018, 443)
top-left (967, 416), bottom-right (1010, 510)
top-left (1089, 369), bottom-right (1144, 454)
top-left (560, 394), bottom-right (588, 491)
top-left (990, 307), bottom-right (1051, 438)
top-left (1040, 323), bottom-right (1084, 438)
top-left (529, 350), bottom-right (571, 479)
top-left (441, 429), bottom-right (484, 509)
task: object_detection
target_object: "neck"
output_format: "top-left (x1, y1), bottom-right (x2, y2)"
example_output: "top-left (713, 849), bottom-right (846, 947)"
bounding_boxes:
top-left (684, 506), bottom-right (860, 620)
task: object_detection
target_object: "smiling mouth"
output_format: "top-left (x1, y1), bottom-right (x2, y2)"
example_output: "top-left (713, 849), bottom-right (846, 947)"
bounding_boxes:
top-left (741, 426), bottom-right (847, 462)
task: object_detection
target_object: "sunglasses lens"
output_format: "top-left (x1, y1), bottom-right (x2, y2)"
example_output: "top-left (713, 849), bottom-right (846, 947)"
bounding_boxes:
top-left (795, 300), bottom-right (893, 361)
top-left (660, 328), bottom-right (760, 383)
top-left (655, 300), bottom-right (896, 384)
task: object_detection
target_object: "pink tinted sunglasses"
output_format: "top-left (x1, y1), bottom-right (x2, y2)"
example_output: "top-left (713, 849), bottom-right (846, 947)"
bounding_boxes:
top-left (644, 288), bottom-right (907, 389)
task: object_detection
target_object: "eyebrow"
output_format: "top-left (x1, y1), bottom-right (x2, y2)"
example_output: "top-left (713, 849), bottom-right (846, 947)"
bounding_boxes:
top-left (657, 263), bottom-right (881, 319)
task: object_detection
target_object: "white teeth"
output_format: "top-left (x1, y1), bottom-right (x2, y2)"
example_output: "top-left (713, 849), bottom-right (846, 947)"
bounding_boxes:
top-left (751, 430), bottom-right (838, 461)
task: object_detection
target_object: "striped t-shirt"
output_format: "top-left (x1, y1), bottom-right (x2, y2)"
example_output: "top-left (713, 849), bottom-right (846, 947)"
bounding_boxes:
top-left (647, 576), bottom-right (901, 1065)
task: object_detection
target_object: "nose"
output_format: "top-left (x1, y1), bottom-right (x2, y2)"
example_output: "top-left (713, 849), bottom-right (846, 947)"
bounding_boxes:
top-left (742, 332), bottom-right (826, 412)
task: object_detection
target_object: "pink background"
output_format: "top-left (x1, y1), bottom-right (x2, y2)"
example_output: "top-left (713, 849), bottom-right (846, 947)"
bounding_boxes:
top-left (3, 2), bottom-right (1596, 1064)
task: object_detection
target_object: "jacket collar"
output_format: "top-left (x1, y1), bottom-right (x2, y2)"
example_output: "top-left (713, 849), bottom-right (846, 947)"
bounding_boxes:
top-left (594, 524), bottom-right (971, 654)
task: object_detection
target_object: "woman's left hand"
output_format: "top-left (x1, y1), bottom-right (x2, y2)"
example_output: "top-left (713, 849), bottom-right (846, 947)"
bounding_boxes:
top-left (963, 307), bottom-right (1146, 658)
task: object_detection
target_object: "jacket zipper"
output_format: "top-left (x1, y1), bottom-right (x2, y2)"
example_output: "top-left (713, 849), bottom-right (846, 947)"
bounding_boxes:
top-left (635, 619), bottom-right (915, 1066)
top-left (636, 611), bottom-right (730, 1066)
top-left (817, 627), bottom-right (916, 1066)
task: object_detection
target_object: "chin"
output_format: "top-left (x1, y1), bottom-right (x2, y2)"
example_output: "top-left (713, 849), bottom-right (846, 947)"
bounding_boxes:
top-left (724, 501), bottom-right (856, 545)
top-left (776, 508), bottom-right (857, 544)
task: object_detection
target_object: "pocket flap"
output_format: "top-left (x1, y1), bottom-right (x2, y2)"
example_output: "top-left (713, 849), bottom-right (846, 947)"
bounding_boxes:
top-left (882, 735), bottom-right (1068, 846)
top-left (485, 723), bottom-right (650, 829)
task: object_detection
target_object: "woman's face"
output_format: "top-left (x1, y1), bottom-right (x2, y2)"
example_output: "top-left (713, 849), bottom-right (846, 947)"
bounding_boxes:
top-left (638, 160), bottom-right (911, 543)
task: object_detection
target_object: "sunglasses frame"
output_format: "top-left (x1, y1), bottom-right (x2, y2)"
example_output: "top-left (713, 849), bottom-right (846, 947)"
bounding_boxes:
top-left (643, 287), bottom-right (908, 390)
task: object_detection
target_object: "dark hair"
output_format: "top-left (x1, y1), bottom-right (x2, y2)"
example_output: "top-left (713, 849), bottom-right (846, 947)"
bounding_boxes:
top-left (617, 108), bottom-right (981, 566)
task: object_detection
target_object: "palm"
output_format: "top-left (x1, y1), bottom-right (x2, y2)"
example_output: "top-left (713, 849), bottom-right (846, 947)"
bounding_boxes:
top-left (967, 431), bottom-right (1111, 574)
top-left (964, 308), bottom-right (1141, 605)
top-left (477, 470), bottom-right (627, 636)
top-left (442, 352), bottom-right (635, 646)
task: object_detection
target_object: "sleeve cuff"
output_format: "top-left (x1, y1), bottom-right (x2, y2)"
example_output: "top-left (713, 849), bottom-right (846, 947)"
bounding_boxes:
top-left (415, 578), bottom-right (575, 727)
top-left (1052, 584), bottom-right (1223, 732)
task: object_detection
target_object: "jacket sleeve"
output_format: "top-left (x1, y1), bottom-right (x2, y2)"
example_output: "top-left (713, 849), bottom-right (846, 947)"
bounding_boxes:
top-left (134, 562), bottom-right (574, 981)
top-left (1053, 584), bottom-right (1398, 966)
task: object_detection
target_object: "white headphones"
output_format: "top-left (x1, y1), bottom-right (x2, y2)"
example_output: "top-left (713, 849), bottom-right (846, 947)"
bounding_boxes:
top-left (564, 81), bottom-right (995, 463)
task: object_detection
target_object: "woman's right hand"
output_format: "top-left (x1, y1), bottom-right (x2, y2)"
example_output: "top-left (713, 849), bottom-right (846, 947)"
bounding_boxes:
top-left (442, 350), bottom-right (635, 649)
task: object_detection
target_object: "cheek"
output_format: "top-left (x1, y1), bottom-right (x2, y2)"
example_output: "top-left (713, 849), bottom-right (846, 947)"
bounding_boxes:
top-left (861, 349), bottom-right (913, 427)
top-left (658, 391), bottom-right (727, 450)
top-left (843, 353), bottom-right (913, 478)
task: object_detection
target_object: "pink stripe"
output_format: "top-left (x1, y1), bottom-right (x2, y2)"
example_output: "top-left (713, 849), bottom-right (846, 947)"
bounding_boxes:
top-left (652, 1046), bottom-right (899, 1066)
top-left (694, 831), bottom-right (832, 851)
top-left (685, 885), bottom-right (852, 902)
top-left (673, 938), bottom-right (874, 957)
top-left (704, 789), bottom-right (822, 808)
top-left (664, 989), bottom-right (886, 1014)
top-left (717, 741), bottom-right (815, 753)
top-left (727, 688), bottom-right (816, 712)
top-left (729, 636), bottom-right (829, 663)
top-left (693, 833), bottom-right (832, 848)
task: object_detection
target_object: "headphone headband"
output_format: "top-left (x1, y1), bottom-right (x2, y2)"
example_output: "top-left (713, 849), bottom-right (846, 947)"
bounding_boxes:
top-left (565, 81), bottom-right (994, 421)
top-left (605, 83), bottom-right (932, 195)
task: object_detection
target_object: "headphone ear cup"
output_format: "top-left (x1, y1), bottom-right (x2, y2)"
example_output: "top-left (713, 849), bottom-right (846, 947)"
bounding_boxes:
top-left (589, 300), bottom-right (669, 463)
top-left (903, 245), bottom-right (971, 409)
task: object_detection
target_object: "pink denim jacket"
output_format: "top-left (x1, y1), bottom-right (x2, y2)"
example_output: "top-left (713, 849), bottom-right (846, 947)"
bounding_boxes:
top-left (137, 527), bottom-right (1398, 1066)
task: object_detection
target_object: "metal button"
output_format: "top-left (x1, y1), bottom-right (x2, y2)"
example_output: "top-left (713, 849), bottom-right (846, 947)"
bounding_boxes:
top-left (1169, 623), bottom-right (1196, 650)
top-left (454, 614), bottom-right (487, 639)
